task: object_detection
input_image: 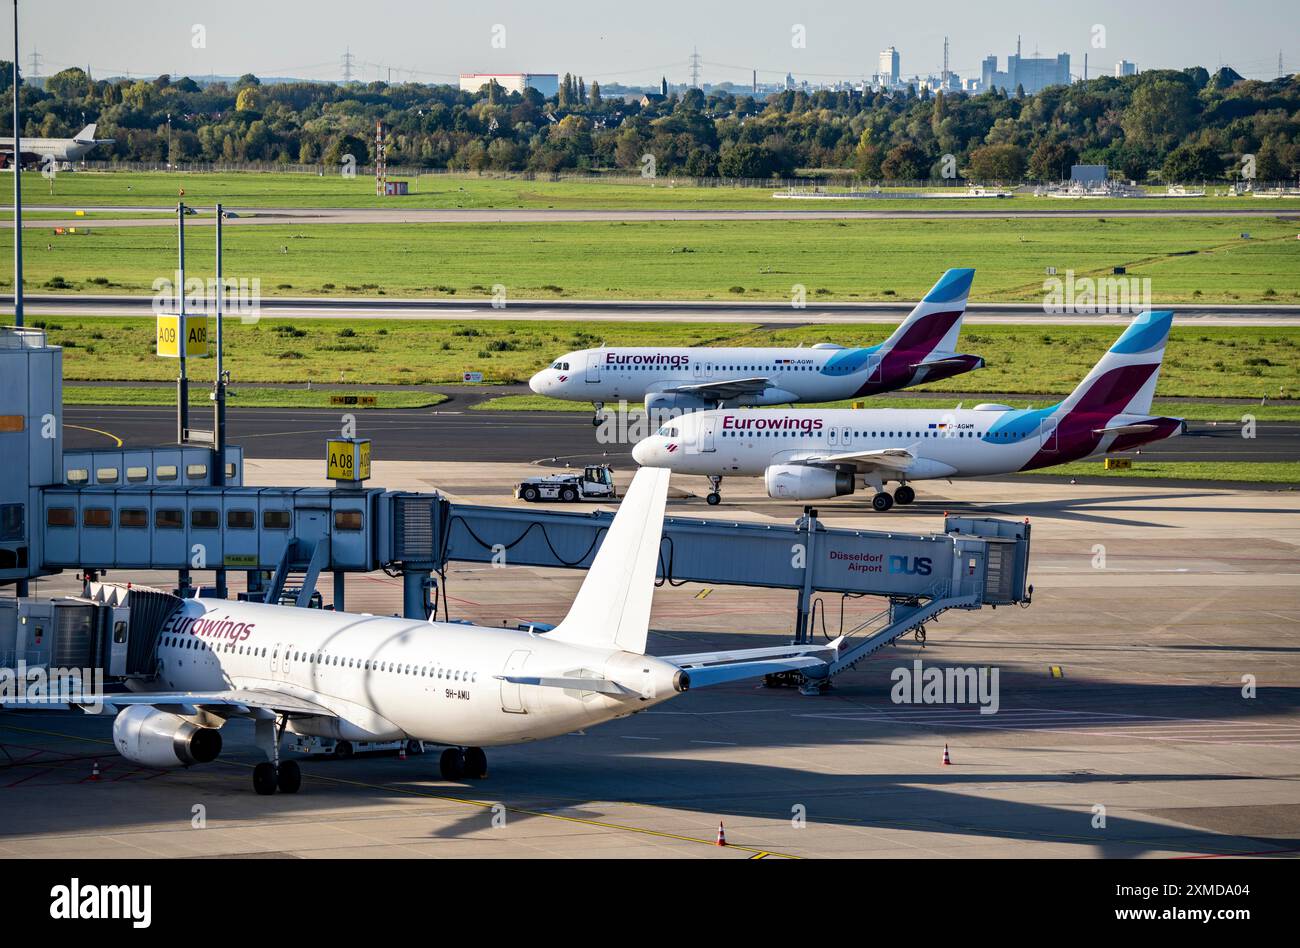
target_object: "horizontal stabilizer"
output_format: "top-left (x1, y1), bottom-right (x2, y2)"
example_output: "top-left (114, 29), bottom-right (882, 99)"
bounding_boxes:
top-left (494, 675), bottom-right (633, 696)
top-left (681, 656), bottom-right (827, 688)
top-left (665, 639), bottom-right (841, 667)
top-left (1092, 423), bottom-right (1158, 437)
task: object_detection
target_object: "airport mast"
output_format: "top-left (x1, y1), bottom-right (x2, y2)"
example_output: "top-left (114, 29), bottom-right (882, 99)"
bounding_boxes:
top-left (12, 0), bottom-right (23, 328)
top-left (689, 47), bottom-right (701, 89)
top-left (374, 119), bottom-right (386, 196)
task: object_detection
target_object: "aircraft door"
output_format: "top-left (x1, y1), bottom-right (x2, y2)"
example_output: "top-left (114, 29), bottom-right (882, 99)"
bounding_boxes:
top-left (500, 649), bottom-right (531, 713)
top-left (585, 352), bottom-right (601, 383)
top-left (698, 417), bottom-right (717, 453)
top-left (1039, 418), bottom-right (1059, 452)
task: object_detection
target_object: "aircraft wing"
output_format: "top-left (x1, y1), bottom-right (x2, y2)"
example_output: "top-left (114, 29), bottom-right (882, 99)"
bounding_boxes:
top-left (6, 688), bottom-right (338, 719)
top-left (660, 377), bottom-right (771, 402)
top-left (800, 447), bottom-right (915, 473)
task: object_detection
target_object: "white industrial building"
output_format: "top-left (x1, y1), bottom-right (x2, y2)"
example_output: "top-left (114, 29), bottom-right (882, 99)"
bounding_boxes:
top-left (458, 73), bottom-right (559, 97)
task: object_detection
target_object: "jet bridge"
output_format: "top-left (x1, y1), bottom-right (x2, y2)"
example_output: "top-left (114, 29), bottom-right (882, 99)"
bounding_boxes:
top-left (385, 494), bottom-right (1031, 689)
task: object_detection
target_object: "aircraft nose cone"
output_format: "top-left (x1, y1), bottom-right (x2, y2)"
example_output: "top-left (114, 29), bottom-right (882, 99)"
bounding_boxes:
top-left (528, 371), bottom-right (547, 395)
top-left (631, 438), bottom-right (655, 466)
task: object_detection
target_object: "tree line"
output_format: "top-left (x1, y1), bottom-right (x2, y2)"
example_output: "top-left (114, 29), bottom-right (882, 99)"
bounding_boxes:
top-left (11, 63), bottom-right (1300, 182)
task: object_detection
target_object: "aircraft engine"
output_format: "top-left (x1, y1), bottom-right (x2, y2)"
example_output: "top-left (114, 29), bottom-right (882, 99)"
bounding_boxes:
top-left (765, 464), bottom-right (855, 501)
top-left (112, 705), bottom-right (223, 769)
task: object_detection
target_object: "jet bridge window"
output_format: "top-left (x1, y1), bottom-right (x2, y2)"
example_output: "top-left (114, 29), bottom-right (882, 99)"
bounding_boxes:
top-left (227, 509), bottom-right (255, 529)
top-left (126, 466), bottom-right (149, 483)
top-left (0, 503), bottom-right (22, 541)
top-left (47, 506), bottom-right (76, 528)
top-left (263, 510), bottom-right (291, 530)
top-left (334, 510), bottom-right (364, 531)
top-left (191, 509), bottom-right (220, 529)
top-left (155, 508), bottom-right (184, 529)
top-left (84, 507), bottom-right (112, 528)
top-left (186, 463), bottom-right (208, 480)
top-left (120, 508), bottom-right (147, 528)
top-left (156, 465), bottom-right (178, 481)
top-left (66, 468), bottom-right (89, 485)
top-left (96, 467), bottom-right (120, 484)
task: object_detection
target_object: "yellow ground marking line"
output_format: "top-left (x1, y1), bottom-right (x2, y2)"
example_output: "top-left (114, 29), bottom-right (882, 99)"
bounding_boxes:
top-left (63, 423), bottom-right (123, 447)
top-left (0, 720), bottom-right (799, 858)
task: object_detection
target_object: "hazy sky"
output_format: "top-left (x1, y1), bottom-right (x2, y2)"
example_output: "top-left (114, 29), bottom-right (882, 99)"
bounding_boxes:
top-left (18, 1), bottom-right (1298, 86)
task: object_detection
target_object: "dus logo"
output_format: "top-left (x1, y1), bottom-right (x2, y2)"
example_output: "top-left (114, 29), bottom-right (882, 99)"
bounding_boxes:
top-left (888, 555), bottom-right (932, 576)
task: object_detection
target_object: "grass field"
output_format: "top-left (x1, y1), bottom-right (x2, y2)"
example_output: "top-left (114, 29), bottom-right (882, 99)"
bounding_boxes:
top-left (30, 317), bottom-right (1299, 400)
top-left (61, 386), bottom-right (447, 409)
top-left (17, 170), bottom-right (1271, 212)
top-left (1018, 460), bottom-right (1300, 484)
top-left (8, 215), bottom-right (1300, 304)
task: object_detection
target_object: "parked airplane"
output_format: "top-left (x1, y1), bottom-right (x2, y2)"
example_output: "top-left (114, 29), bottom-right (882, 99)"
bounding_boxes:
top-left (0, 123), bottom-right (114, 167)
top-left (10, 469), bottom-right (834, 794)
top-left (529, 268), bottom-right (983, 424)
top-left (632, 310), bottom-right (1183, 509)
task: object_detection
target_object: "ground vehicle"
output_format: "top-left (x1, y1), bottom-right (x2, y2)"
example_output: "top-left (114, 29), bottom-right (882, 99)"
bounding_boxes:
top-left (515, 465), bottom-right (616, 502)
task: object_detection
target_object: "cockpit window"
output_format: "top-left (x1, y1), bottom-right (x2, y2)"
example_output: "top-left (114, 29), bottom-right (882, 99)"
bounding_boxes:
top-left (551, 361), bottom-right (570, 370)
top-left (657, 426), bottom-right (680, 437)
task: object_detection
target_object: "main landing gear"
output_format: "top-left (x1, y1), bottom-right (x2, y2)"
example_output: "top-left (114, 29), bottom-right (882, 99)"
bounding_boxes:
top-left (870, 483), bottom-right (915, 512)
top-left (706, 474), bottom-right (723, 506)
top-left (440, 746), bottom-right (489, 780)
top-left (253, 713), bottom-right (302, 795)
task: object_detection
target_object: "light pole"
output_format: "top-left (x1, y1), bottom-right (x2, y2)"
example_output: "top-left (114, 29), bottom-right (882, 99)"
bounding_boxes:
top-left (11, 0), bottom-right (23, 328)
top-left (166, 112), bottom-right (172, 169)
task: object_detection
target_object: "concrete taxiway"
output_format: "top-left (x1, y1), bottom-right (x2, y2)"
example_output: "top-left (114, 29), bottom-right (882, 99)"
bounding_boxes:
top-left (1, 462), bottom-right (1297, 858)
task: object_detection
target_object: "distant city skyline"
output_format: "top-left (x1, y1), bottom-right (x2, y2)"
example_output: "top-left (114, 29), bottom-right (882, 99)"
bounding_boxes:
top-left (16, 1), bottom-right (1297, 88)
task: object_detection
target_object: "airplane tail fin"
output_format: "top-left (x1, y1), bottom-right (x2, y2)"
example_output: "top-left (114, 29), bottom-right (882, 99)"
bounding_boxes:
top-left (547, 467), bottom-right (670, 655)
top-left (881, 267), bottom-right (975, 356)
top-left (1057, 311), bottom-right (1174, 417)
top-left (73, 123), bottom-right (97, 142)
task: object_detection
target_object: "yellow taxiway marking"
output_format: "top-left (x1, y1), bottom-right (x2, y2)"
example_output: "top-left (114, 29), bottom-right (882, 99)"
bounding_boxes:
top-left (64, 424), bottom-right (123, 447)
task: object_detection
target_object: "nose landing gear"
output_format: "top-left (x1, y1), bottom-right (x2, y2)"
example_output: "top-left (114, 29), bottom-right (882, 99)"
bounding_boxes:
top-left (706, 474), bottom-right (723, 506)
top-left (591, 401), bottom-right (605, 427)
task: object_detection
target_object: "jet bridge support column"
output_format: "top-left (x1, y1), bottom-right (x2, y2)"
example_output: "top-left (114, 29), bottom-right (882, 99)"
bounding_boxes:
top-left (793, 507), bottom-right (820, 645)
top-left (333, 571), bottom-right (346, 612)
top-left (402, 569), bottom-right (432, 621)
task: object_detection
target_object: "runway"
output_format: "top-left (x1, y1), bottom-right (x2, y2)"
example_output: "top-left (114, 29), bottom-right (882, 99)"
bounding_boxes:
top-left (61, 403), bottom-right (1300, 481)
top-left (21, 204), bottom-right (1300, 228)
top-left (23, 293), bottom-right (1300, 326)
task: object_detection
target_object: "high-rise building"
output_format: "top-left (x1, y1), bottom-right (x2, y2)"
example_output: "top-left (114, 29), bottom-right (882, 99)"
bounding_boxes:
top-left (1115, 60), bottom-right (1138, 77)
top-left (879, 46), bottom-right (900, 86)
top-left (980, 39), bottom-right (1070, 94)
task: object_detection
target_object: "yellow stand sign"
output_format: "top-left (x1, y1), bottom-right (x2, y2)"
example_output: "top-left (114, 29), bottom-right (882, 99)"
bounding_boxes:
top-left (327, 438), bottom-right (372, 482)
top-left (156, 314), bottom-right (209, 358)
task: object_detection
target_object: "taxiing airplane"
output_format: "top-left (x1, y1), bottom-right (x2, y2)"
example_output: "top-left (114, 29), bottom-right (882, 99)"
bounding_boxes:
top-left (0, 123), bottom-right (114, 167)
top-left (632, 310), bottom-right (1184, 509)
top-left (9, 468), bottom-right (834, 794)
top-left (529, 268), bottom-right (984, 424)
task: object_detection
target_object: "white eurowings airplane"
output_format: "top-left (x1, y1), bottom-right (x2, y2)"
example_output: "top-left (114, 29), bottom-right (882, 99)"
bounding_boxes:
top-left (0, 123), bottom-right (114, 167)
top-left (632, 311), bottom-right (1185, 509)
top-left (11, 469), bottom-right (834, 795)
top-left (528, 269), bottom-right (984, 425)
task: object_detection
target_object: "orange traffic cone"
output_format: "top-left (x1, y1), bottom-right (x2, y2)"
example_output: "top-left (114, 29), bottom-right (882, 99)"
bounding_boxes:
top-left (716, 821), bottom-right (727, 846)
top-left (942, 743), bottom-right (952, 766)
top-left (89, 761), bottom-right (101, 781)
